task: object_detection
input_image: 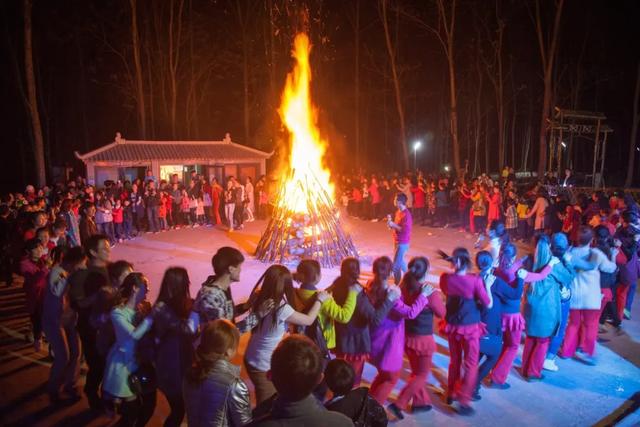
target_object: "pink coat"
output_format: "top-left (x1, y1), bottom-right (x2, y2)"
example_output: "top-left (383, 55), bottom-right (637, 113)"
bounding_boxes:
top-left (370, 294), bottom-right (428, 372)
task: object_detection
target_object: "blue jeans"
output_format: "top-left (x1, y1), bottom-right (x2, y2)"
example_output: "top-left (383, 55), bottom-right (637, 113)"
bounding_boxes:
top-left (392, 243), bottom-right (410, 285)
top-left (626, 280), bottom-right (637, 312)
top-left (547, 299), bottom-right (570, 358)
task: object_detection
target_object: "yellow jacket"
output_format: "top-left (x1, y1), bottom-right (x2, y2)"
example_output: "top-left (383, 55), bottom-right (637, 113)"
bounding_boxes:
top-left (295, 288), bottom-right (357, 349)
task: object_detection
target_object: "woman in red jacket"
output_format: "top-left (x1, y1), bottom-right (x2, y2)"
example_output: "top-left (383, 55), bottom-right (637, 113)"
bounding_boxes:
top-left (20, 238), bottom-right (49, 351)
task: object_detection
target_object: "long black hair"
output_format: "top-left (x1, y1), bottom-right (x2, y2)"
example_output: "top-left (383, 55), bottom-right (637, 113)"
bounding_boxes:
top-left (248, 265), bottom-right (296, 329)
top-left (400, 256), bottom-right (430, 298)
top-left (331, 257), bottom-right (360, 305)
top-left (438, 247), bottom-right (472, 272)
top-left (157, 267), bottom-right (192, 319)
top-left (368, 256), bottom-right (393, 304)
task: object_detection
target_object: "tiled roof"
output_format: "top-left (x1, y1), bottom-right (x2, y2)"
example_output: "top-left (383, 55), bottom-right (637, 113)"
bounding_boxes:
top-left (76, 140), bottom-right (272, 163)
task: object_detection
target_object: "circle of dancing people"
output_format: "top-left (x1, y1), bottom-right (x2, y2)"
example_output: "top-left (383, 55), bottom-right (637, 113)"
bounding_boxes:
top-left (2, 174), bottom-right (640, 426)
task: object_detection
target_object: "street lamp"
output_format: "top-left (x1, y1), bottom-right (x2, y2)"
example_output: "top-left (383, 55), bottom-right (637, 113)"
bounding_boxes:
top-left (413, 141), bottom-right (422, 170)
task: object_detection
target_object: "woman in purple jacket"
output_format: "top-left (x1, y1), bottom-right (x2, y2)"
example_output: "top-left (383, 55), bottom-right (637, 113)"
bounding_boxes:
top-left (368, 257), bottom-right (435, 413)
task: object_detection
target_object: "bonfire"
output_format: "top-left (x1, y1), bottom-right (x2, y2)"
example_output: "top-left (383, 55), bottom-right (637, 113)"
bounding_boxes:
top-left (255, 33), bottom-right (358, 268)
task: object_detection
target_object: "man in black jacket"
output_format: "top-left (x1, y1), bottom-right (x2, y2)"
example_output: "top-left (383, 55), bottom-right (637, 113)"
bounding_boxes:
top-left (325, 359), bottom-right (387, 426)
top-left (249, 335), bottom-right (354, 427)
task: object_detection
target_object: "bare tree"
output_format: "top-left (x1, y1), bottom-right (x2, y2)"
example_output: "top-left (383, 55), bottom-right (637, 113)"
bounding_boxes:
top-left (23, 0), bottom-right (46, 187)
top-left (625, 62), bottom-right (640, 187)
top-left (129, 0), bottom-right (146, 138)
top-left (532, 0), bottom-right (564, 176)
top-left (404, 0), bottom-right (461, 176)
top-left (379, 0), bottom-right (409, 170)
top-left (168, 0), bottom-right (185, 139)
top-left (235, 0), bottom-right (259, 144)
top-left (480, 0), bottom-right (506, 170)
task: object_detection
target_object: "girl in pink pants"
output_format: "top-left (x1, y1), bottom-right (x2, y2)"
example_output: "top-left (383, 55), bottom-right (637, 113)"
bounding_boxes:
top-left (389, 257), bottom-right (446, 419)
top-left (369, 258), bottom-right (435, 418)
top-left (491, 243), bottom-right (553, 386)
top-left (439, 248), bottom-right (491, 416)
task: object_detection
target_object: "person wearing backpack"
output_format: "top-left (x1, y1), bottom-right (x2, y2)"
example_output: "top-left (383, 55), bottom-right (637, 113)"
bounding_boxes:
top-left (294, 258), bottom-right (362, 400)
top-left (334, 257), bottom-right (399, 387)
top-left (244, 264), bottom-right (329, 404)
top-left (325, 359), bottom-right (388, 427)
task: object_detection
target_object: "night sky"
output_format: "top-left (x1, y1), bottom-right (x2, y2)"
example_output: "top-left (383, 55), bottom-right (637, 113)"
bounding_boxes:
top-left (1, 0), bottom-right (639, 191)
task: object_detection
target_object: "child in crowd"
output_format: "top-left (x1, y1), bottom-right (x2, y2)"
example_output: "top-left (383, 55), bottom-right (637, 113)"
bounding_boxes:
top-left (180, 189), bottom-right (191, 226)
top-left (324, 359), bottom-right (388, 427)
top-left (196, 195), bottom-right (205, 226)
top-left (112, 199), bottom-right (124, 242)
top-left (158, 193), bottom-right (167, 231)
top-left (505, 199), bottom-right (518, 240)
top-left (50, 219), bottom-right (68, 249)
top-left (516, 198), bottom-right (530, 241)
top-left (189, 194), bottom-right (198, 227)
top-left (122, 199), bottom-right (134, 239)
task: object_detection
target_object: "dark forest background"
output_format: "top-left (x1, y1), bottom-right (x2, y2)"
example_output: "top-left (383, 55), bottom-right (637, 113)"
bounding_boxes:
top-left (1, 0), bottom-right (640, 191)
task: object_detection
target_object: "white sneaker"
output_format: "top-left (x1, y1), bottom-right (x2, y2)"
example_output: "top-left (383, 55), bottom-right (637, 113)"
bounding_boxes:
top-left (543, 358), bottom-right (559, 372)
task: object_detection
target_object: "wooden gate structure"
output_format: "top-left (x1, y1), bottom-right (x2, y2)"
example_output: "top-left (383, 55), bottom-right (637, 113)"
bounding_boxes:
top-left (548, 107), bottom-right (613, 188)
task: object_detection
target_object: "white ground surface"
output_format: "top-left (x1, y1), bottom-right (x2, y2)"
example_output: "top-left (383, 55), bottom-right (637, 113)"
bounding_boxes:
top-left (111, 217), bottom-right (640, 427)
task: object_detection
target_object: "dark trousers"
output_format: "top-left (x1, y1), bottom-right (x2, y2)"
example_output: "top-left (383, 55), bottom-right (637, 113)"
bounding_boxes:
top-left (77, 320), bottom-right (104, 405)
top-left (114, 222), bottom-right (124, 239)
top-left (123, 220), bottom-right (133, 238)
top-left (30, 310), bottom-right (43, 341)
top-left (234, 204), bottom-right (245, 227)
top-left (477, 334), bottom-right (502, 392)
top-left (0, 247), bottom-right (13, 286)
top-left (163, 392), bottom-right (185, 427)
top-left (172, 203), bottom-right (181, 226)
top-left (137, 390), bottom-right (157, 427)
top-left (146, 206), bottom-right (159, 232)
top-left (435, 206), bottom-right (448, 226)
top-left (117, 397), bottom-right (141, 427)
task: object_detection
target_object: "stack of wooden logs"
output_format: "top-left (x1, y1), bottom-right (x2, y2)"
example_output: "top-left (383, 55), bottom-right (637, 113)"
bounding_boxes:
top-left (255, 169), bottom-right (358, 268)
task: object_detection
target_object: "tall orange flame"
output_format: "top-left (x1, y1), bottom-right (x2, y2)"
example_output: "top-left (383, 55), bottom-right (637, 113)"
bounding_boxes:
top-left (278, 33), bottom-right (334, 214)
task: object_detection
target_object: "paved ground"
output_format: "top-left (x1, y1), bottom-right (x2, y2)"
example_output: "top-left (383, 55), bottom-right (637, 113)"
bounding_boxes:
top-left (1, 217), bottom-right (639, 426)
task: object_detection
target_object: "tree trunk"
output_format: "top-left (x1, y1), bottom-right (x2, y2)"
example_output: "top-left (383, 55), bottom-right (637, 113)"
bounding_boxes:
top-left (23, 0), bottom-right (46, 187)
top-left (168, 0), bottom-right (185, 139)
top-left (130, 0), bottom-right (147, 138)
top-left (380, 0), bottom-right (408, 170)
top-left (436, 0), bottom-right (461, 177)
top-left (625, 62), bottom-right (640, 187)
top-left (354, 0), bottom-right (360, 169)
top-left (535, 0), bottom-right (564, 177)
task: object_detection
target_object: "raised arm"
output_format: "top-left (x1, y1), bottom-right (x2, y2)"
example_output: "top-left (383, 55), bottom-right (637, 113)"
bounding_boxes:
top-left (111, 310), bottom-right (153, 342)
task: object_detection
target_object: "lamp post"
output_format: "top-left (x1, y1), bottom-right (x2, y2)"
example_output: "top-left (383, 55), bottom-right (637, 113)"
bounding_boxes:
top-left (413, 141), bottom-right (422, 170)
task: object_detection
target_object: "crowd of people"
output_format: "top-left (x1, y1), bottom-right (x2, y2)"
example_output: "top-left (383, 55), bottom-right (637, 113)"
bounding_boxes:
top-left (1, 167), bottom-right (640, 426)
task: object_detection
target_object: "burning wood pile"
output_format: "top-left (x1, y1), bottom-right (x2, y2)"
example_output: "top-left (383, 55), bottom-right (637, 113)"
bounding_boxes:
top-left (255, 33), bottom-right (358, 267)
top-left (255, 169), bottom-right (358, 267)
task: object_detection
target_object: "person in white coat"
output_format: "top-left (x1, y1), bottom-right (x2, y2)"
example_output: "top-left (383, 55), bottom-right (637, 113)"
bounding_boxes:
top-left (559, 226), bottom-right (617, 365)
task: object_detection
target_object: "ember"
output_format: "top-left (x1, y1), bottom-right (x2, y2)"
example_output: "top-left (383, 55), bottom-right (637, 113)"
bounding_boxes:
top-left (255, 33), bottom-right (358, 267)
